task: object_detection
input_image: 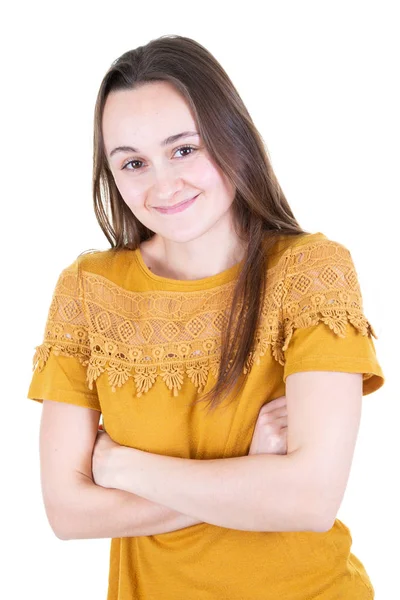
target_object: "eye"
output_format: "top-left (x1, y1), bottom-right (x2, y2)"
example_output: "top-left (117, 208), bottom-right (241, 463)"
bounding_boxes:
top-left (121, 145), bottom-right (197, 171)
top-left (174, 145), bottom-right (197, 158)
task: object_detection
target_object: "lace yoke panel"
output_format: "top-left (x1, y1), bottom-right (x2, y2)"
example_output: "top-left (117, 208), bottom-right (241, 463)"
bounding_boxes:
top-left (32, 239), bottom-right (378, 398)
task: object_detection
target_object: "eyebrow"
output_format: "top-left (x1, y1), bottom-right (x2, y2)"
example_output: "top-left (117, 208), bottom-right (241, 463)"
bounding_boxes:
top-left (109, 131), bottom-right (199, 158)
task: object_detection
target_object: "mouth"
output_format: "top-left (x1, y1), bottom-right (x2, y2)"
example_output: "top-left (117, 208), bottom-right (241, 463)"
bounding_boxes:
top-left (153, 194), bottom-right (200, 215)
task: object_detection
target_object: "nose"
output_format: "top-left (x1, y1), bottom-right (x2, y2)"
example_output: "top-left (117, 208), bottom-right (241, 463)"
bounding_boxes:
top-left (151, 163), bottom-right (184, 206)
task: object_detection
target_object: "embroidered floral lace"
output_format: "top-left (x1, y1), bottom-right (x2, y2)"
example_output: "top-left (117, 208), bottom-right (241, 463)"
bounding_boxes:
top-left (32, 239), bottom-right (377, 398)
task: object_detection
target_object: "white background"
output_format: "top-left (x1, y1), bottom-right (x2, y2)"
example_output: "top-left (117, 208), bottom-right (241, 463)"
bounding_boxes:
top-left (2, 1), bottom-right (397, 598)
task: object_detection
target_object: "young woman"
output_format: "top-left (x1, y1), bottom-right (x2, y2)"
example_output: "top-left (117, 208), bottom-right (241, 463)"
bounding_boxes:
top-left (28, 34), bottom-right (384, 599)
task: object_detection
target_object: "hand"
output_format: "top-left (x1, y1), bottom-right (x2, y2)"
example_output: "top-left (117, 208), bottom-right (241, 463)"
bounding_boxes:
top-left (92, 427), bottom-right (121, 488)
top-left (248, 395), bottom-right (288, 456)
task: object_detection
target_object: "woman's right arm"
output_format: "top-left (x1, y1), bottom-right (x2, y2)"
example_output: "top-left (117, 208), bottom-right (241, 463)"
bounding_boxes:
top-left (39, 400), bottom-right (202, 541)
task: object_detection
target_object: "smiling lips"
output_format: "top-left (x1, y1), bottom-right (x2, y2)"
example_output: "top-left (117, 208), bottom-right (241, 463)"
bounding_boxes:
top-left (154, 194), bottom-right (200, 215)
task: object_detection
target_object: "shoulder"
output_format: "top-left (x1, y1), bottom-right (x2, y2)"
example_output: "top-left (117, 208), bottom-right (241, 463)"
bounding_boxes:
top-left (76, 248), bottom-right (130, 272)
top-left (269, 231), bottom-right (353, 270)
top-left (277, 231), bottom-right (369, 333)
top-left (49, 248), bottom-right (137, 294)
top-left (59, 248), bottom-right (134, 280)
top-left (274, 231), bottom-right (349, 254)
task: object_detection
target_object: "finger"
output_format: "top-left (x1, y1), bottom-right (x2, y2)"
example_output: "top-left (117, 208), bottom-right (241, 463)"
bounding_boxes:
top-left (258, 414), bottom-right (288, 428)
top-left (273, 416), bottom-right (288, 428)
top-left (267, 424), bottom-right (288, 440)
top-left (260, 396), bottom-right (287, 412)
top-left (265, 406), bottom-right (288, 418)
top-left (258, 405), bottom-right (287, 420)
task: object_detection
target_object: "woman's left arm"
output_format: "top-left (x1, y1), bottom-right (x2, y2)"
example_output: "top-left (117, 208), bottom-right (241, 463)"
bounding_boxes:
top-left (94, 371), bottom-right (362, 533)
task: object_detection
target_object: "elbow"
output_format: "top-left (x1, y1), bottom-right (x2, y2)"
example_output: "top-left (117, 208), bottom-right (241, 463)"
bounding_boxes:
top-left (55, 529), bottom-right (69, 541)
top-left (53, 517), bottom-right (72, 540)
top-left (303, 510), bottom-right (334, 534)
top-left (50, 516), bottom-right (70, 541)
top-left (43, 479), bottom-right (92, 541)
top-left (313, 515), bottom-right (335, 533)
top-left (300, 509), bottom-right (332, 534)
top-left (312, 494), bottom-right (340, 533)
top-left (45, 503), bottom-right (74, 541)
top-left (300, 482), bottom-right (338, 533)
top-left (298, 461), bottom-right (342, 533)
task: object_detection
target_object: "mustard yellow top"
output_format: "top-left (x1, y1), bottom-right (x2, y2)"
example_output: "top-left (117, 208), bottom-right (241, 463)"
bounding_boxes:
top-left (27, 231), bottom-right (384, 600)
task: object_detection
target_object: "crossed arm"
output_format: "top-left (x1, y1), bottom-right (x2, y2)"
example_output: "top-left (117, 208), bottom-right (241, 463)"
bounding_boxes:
top-left (89, 371), bottom-right (362, 536)
top-left (48, 371), bottom-right (362, 540)
top-left (100, 444), bottom-right (321, 532)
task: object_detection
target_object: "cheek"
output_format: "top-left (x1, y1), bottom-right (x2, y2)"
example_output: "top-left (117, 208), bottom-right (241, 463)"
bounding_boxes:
top-left (190, 156), bottom-right (222, 188)
top-left (197, 167), bottom-right (236, 214)
top-left (114, 177), bottom-right (145, 209)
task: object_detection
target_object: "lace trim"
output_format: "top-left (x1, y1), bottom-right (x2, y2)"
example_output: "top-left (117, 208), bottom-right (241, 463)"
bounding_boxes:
top-left (281, 240), bottom-right (377, 352)
top-left (32, 239), bottom-right (378, 397)
top-left (32, 266), bottom-right (91, 371)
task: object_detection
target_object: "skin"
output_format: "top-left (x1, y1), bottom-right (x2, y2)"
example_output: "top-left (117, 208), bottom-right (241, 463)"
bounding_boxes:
top-left (102, 80), bottom-right (246, 280)
top-left (91, 85), bottom-right (364, 534)
top-left (93, 395), bottom-right (289, 484)
top-left (93, 83), bottom-right (292, 527)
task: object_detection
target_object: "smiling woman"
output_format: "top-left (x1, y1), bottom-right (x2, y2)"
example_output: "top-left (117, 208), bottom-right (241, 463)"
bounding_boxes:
top-left (27, 34), bottom-right (384, 600)
top-left (101, 81), bottom-right (240, 272)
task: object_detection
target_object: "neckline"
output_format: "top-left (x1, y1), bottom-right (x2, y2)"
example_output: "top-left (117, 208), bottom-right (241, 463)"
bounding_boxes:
top-left (132, 231), bottom-right (325, 289)
top-left (133, 246), bottom-right (244, 289)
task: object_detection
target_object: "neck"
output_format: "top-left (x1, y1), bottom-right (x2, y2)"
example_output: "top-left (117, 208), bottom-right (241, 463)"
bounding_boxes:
top-left (144, 225), bottom-right (247, 281)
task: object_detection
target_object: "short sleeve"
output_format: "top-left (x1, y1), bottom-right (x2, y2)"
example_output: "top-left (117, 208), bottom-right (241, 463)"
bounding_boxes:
top-left (27, 259), bottom-right (101, 411)
top-left (280, 238), bottom-right (385, 395)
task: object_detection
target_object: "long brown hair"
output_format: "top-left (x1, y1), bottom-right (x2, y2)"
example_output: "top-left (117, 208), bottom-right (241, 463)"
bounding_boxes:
top-left (92, 34), bottom-right (310, 412)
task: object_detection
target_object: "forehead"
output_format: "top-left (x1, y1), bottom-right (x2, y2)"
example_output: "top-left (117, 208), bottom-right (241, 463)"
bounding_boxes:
top-left (102, 82), bottom-right (196, 150)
